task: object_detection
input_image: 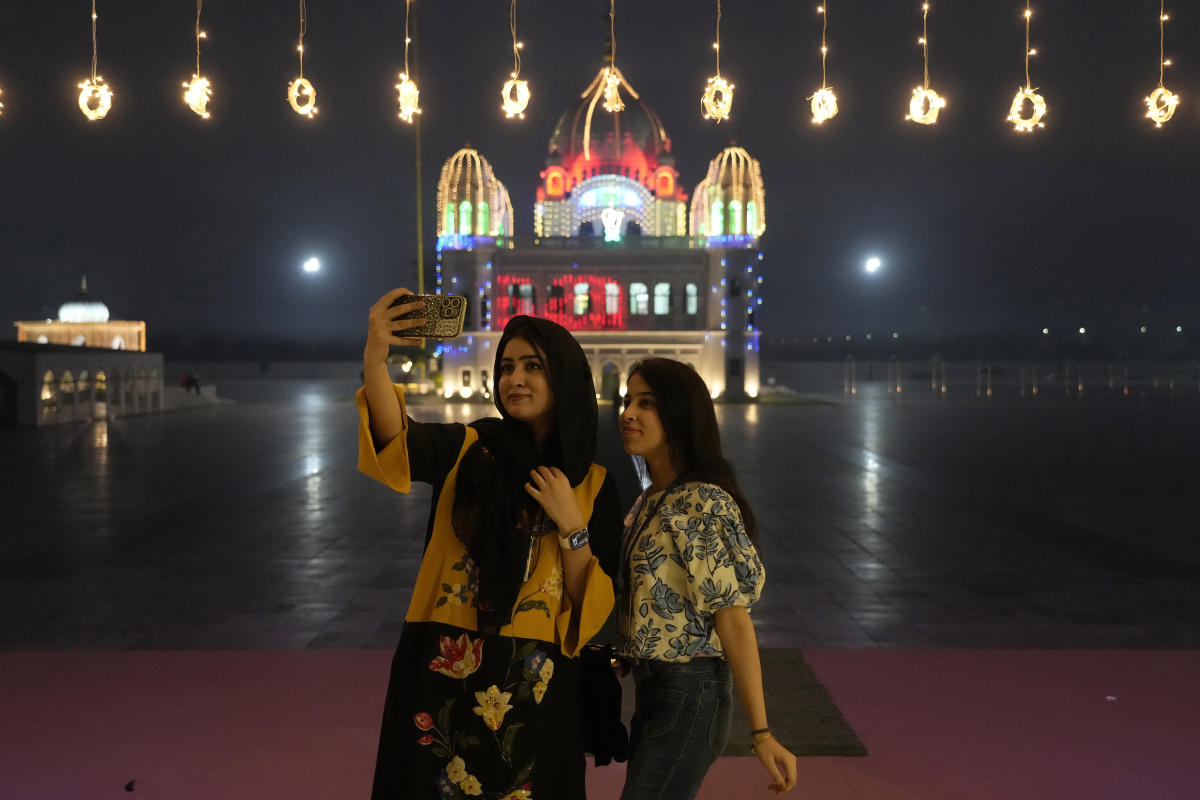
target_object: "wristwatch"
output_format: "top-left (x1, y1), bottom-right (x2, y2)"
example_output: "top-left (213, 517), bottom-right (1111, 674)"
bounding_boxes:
top-left (558, 527), bottom-right (590, 550)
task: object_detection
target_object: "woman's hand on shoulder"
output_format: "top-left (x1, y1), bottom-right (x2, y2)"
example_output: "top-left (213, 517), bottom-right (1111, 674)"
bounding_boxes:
top-left (754, 736), bottom-right (798, 795)
top-left (525, 466), bottom-right (585, 534)
top-left (365, 288), bottom-right (427, 366)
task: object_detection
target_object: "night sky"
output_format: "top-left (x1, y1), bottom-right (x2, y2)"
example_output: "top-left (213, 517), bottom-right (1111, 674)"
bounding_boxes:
top-left (2, 0), bottom-right (1198, 348)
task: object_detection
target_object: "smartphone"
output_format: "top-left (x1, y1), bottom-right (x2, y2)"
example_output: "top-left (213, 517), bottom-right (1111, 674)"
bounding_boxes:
top-left (389, 294), bottom-right (467, 339)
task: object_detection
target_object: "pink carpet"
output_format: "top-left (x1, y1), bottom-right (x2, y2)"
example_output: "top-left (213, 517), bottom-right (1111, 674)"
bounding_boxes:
top-left (1, 649), bottom-right (1197, 799)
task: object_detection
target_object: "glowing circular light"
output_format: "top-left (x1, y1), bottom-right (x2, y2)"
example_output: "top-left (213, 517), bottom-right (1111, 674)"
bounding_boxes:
top-left (865, 257), bottom-right (882, 274)
top-left (701, 75), bottom-right (734, 121)
top-left (0, 87), bottom-right (5, 116)
top-left (810, 87), bottom-right (838, 123)
top-left (77, 77), bottom-right (113, 120)
top-left (288, 77), bottom-right (317, 117)
top-left (303, 257), bottom-right (320, 273)
top-left (906, 86), bottom-right (945, 124)
top-left (501, 76), bottom-right (529, 119)
top-left (1144, 86), bottom-right (1179, 127)
top-left (183, 74), bottom-right (212, 119)
top-left (1007, 86), bottom-right (1045, 131)
top-left (602, 69), bottom-right (624, 113)
top-left (395, 72), bottom-right (421, 123)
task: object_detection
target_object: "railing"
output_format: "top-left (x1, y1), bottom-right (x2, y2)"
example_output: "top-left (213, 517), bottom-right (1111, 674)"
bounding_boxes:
top-left (758, 359), bottom-right (1200, 402)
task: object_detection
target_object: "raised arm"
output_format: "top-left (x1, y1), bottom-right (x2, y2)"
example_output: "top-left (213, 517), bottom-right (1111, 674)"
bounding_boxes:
top-left (364, 287), bottom-right (427, 447)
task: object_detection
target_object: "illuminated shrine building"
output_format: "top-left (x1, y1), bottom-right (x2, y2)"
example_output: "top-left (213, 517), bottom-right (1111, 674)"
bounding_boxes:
top-left (436, 63), bottom-right (765, 401)
top-left (14, 277), bottom-right (146, 351)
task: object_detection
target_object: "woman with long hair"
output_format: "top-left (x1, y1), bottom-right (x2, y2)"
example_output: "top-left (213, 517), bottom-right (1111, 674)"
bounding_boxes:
top-left (359, 288), bottom-right (622, 799)
top-left (616, 357), bottom-right (797, 799)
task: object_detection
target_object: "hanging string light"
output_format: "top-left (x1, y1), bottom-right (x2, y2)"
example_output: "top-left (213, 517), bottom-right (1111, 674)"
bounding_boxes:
top-left (500, 0), bottom-right (529, 119)
top-left (1144, 0), bottom-right (1179, 127)
top-left (1007, 2), bottom-right (1045, 132)
top-left (183, 0), bottom-right (212, 119)
top-left (600, 0), bottom-right (624, 113)
top-left (808, 5), bottom-right (837, 124)
top-left (395, 0), bottom-right (421, 123)
top-left (905, 3), bottom-right (945, 125)
top-left (78, 0), bottom-right (113, 120)
top-left (287, 0), bottom-right (317, 117)
top-left (701, 0), bottom-right (733, 121)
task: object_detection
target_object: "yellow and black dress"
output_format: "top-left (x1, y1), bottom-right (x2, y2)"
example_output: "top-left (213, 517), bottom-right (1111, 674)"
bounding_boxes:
top-left (358, 384), bottom-right (620, 800)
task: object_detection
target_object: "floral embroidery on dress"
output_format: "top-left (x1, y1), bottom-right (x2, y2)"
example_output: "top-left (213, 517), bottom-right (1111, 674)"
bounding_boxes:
top-left (473, 684), bottom-right (515, 731)
top-left (436, 554), bottom-right (481, 609)
top-left (419, 637), bottom-right (553, 797)
top-left (429, 633), bottom-right (484, 679)
top-left (438, 756), bottom-right (484, 798)
top-left (539, 563), bottom-right (563, 599)
top-left (512, 553), bottom-right (557, 618)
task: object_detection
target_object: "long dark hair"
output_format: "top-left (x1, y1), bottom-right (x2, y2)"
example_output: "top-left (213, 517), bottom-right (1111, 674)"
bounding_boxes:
top-left (626, 358), bottom-right (758, 541)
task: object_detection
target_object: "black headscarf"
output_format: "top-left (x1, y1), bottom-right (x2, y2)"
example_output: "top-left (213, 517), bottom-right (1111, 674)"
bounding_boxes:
top-left (451, 315), bottom-right (599, 630)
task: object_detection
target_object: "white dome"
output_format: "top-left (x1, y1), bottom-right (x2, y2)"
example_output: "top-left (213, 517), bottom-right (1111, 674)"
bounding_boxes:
top-left (58, 301), bottom-right (110, 323)
top-left (58, 276), bottom-right (110, 322)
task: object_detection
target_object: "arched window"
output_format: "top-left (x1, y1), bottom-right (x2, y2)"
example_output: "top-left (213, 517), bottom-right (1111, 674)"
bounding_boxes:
top-left (478, 202), bottom-right (490, 234)
top-left (746, 201), bottom-right (758, 236)
top-left (37, 335), bottom-right (49, 344)
top-left (728, 200), bottom-right (743, 235)
top-left (444, 202), bottom-right (456, 235)
top-left (685, 283), bottom-right (699, 315)
top-left (547, 172), bottom-right (564, 196)
top-left (573, 283), bottom-right (591, 315)
top-left (78, 370), bottom-right (90, 398)
top-left (605, 283), bottom-right (620, 315)
top-left (72, 334), bottom-right (86, 346)
top-left (60, 371), bottom-right (75, 410)
top-left (656, 172), bottom-right (674, 196)
top-left (41, 370), bottom-right (57, 419)
top-left (653, 283), bottom-right (671, 315)
top-left (630, 282), bottom-right (649, 315)
top-left (710, 200), bottom-right (724, 236)
top-left (459, 201), bottom-right (473, 235)
top-left (111, 336), bottom-right (126, 350)
top-left (95, 370), bottom-right (107, 402)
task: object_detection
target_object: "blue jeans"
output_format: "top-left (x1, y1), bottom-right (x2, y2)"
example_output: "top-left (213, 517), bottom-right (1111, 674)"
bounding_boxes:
top-left (620, 657), bottom-right (733, 800)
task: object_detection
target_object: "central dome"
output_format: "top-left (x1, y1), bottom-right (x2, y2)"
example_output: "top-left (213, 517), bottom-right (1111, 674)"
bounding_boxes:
top-left (547, 65), bottom-right (673, 169)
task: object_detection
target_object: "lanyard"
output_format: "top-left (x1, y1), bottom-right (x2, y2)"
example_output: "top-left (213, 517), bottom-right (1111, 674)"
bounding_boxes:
top-left (619, 479), bottom-right (682, 624)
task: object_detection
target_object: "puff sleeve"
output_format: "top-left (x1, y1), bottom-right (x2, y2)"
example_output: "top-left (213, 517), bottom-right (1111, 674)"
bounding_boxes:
top-left (671, 485), bottom-right (765, 615)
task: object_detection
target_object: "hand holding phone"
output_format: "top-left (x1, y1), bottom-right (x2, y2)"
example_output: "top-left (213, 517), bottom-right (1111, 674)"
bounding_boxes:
top-left (388, 293), bottom-right (467, 339)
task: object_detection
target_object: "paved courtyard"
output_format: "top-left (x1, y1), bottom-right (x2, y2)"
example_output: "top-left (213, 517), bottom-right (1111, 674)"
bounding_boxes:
top-left (3, 375), bottom-right (1198, 651)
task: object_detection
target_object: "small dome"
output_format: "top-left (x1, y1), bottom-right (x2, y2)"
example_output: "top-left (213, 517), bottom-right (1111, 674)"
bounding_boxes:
top-left (689, 146), bottom-right (766, 239)
top-left (58, 276), bottom-right (110, 323)
top-left (436, 147), bottom-right (514, 237)
top-left (547, 65), bottom-right (672, 168)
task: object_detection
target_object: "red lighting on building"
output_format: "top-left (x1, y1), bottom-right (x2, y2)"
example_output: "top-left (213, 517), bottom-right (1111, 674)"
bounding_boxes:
top-left (493, 273), bottom-right (625, 331)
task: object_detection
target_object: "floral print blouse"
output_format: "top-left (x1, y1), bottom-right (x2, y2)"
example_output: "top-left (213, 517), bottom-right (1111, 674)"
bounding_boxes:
top-left (618, 481), bottom-right (765, 662)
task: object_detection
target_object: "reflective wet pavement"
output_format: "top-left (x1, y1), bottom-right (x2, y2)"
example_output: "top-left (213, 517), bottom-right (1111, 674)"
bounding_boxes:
top-left (2, 378), bottom-right (1198, 650)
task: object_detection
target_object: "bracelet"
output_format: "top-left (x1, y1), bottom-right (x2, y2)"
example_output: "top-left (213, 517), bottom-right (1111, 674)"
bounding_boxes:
top-left (750, 727), bottom-right (772, 737)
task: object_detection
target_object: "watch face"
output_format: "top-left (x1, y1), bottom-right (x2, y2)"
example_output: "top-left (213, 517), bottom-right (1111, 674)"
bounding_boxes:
top-left (568, 529), bottom-right (589, 549)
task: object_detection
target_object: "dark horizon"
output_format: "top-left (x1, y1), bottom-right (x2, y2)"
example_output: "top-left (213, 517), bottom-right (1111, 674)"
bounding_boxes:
top-left (2, 1), bottom-right (1198, 345)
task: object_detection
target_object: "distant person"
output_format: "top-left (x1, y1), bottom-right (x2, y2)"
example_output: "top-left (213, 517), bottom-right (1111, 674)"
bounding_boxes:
top-left (190, 373), bottom-right (201, 394)
top-left (358, 288), bottom-right (623, 800)
top-left (616, 357), bottom-right (798, 799)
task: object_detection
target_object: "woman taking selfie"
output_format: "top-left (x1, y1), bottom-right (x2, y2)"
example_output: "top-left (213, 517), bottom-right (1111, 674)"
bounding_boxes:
top-left (616, 358), bottom-right (798, 799)
top-left (358, 288), bottom-right (621, 800)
